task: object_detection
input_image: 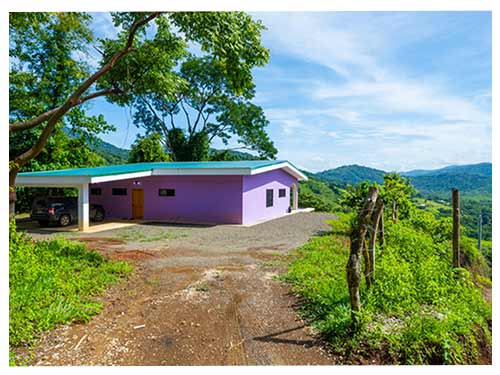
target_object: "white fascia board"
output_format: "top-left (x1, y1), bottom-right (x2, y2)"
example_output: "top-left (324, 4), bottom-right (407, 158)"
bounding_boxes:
top-left (250, 162), bottom-right (308, 181)
top-left (90, 171), bottom-right (152, 184)
top-left (152, 168), bottom-right (252, 176)
top-left (15, 175), bottom-right (90, 187)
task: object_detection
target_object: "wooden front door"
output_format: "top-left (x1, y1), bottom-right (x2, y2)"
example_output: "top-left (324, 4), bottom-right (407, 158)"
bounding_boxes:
top-left (131, 189), bottom-right (144, 219)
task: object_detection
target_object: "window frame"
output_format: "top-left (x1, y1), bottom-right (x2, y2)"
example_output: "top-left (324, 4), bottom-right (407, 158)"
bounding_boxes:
top-left (111, 188), bottom-right (127, 196)
top-left (266, 189), bottom-right (274, 208)
top-left (90, 187), bottom-right (102, 196)
top-left (158, 188), bottom-right (176, 197)
top-left (278, 188), bottom-right (286, 198)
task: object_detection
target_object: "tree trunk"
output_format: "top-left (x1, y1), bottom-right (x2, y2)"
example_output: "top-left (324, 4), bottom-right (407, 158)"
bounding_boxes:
top-left (9, 168), bottom-right (18, 217)
top-left (346, 186), bottom-right (379, 322)
top-left (392, 200), bottom-right (398, 222)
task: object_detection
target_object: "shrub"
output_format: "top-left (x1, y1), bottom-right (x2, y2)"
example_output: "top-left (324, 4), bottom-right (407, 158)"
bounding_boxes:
top-left (9, 221), bottom-right (132, 349)
top-left (284, 216), bottom-right (491, 364)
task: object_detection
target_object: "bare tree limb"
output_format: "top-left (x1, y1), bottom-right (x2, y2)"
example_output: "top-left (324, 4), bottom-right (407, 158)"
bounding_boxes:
top-left (179, 100), bottom-right (192, 134)
top-left (139, 96), bottom-right (170, 131)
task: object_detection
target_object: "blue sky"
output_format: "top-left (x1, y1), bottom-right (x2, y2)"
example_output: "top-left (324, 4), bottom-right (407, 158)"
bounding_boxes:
top-left (86, 12), bottom-right (492, 173)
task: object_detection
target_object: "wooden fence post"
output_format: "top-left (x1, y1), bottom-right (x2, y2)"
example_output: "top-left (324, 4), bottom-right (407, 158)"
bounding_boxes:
top-left (346, 186), bottom-right (379, 322)
top-left (368, 199), bottom-right (384, 285)
top-left (452, 188), bottom-right (460, 268)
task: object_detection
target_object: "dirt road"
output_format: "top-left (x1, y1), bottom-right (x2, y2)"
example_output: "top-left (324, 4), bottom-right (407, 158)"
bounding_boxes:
top-left (24, 212), bottom-right (337, 365)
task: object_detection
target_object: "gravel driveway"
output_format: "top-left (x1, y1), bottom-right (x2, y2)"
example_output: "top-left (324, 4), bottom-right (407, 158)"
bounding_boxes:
top-left (21, 212), bottom-right (339, 365)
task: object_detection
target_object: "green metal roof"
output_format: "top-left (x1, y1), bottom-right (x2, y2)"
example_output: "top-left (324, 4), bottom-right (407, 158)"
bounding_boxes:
top-left (18, 160), bottom-right (290, 178)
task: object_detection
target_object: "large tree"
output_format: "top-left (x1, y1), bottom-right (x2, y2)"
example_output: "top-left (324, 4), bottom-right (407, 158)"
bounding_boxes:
top-left (131, 55), bottom-right (276, 161)
top-left (9, 11), bottom-right (274, 213)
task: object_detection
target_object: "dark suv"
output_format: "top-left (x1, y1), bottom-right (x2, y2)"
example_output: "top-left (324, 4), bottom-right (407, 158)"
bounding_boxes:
top-left (31, 197), bottom-right (105, 226)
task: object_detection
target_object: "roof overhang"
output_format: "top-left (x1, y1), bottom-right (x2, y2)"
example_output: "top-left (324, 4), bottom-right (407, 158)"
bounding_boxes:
top-left (15, 171), bottom-right (154, 187)
top-left (15, 161), bottom-right (307, 187)
top-left (152, 161), bottom-right (307, 181)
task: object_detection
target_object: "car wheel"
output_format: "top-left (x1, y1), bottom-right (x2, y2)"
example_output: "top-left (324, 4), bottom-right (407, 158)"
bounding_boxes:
top-left (93, 209), bottom-right (105, 222)
top-left (59, 214), bottom-right (71, 227)
top-left (38, 220), bottom-right (49, 227)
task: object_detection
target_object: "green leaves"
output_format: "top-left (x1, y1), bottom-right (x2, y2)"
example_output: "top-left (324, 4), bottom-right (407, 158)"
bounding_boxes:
top-left (128, 133), bottom-right (171, 163)
top-left (169, 12), bottom-right (269, 94)
top-left (9, 221), bottom-right (131, 349)
top-left (98, 14), bottom-right (187, 106)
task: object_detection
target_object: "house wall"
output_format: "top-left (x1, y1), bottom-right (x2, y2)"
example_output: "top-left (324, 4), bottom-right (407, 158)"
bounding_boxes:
top-left (89, 175), bottom-right (243, 224)
top-left (242, 169), bottom-right (297, 225)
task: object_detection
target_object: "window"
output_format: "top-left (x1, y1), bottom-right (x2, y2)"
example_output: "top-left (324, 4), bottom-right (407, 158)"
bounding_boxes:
top-left (90, 188), bottom-right (102, 196)
top-left (266, 189), bottom-right (274, 207)
top-left (159, 188), bottom-right (175, 197)
top-left (278, 188), bottom-right (286, 198)
top-left (112, 188), bottom-right (127, 196)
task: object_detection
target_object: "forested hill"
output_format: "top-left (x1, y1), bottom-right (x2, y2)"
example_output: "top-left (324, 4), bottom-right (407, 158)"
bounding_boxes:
top-left (316, 165), bottom-right (385, 186)
top-left (315, 163), bottom-right (492, 198)
top-left (402, 162), bottom-right (492, 178)
top-left (92, 140), bottom-right (130, 164)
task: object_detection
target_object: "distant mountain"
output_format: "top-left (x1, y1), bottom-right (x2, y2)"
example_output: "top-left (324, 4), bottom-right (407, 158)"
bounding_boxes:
top-left (92, 140), bottom-right (130, 164)
top-left (409, 173), bottom-right (492, 198)
top-left (402, 163), bottom-right (491, 177)
top-left (208, 148), bottom-right (261, 161)
top-left (314, 162), bottom-right (492, 199)
top-left (315, 164), bottom-right (385, 186)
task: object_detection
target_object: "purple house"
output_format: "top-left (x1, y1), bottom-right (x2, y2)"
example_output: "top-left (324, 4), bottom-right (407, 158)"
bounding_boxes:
top-left (16, 160), bottom-right (307, 231)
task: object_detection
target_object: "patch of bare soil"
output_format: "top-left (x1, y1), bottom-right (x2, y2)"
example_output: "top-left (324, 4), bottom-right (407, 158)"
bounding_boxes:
top-left (24, 260), bottom-right (335, 365)
top-left (20, 213), bottom-right (338, 365)
top-left (109, 250), bottom-right (157, 261)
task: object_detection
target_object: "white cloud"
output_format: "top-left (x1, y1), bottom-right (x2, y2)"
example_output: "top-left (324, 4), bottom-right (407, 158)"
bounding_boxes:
top-left (252, 12), bottom-right (491, 171)
top-left (312, 79), bottom-right (489, 125)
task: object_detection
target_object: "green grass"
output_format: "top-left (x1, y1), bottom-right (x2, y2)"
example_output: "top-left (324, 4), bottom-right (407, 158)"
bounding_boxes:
top-left (9, 221), bottom-right (132, 360)
top-left (283, 213), bottom-right (491, 364)
top-left (115, 228), bottom-right (185, 242)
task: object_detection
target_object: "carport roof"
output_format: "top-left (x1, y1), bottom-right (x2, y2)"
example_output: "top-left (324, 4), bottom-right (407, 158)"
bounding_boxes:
top-left (16, 160), bottom-right (307, 186)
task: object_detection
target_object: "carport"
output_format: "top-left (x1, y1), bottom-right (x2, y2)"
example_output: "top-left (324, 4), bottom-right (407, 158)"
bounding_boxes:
top-left (15, 165), bottom-right (154, 231)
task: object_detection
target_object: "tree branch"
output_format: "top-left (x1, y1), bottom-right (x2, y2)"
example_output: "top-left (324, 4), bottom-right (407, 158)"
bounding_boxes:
top-left (10, 12), bottom-right (161, 172)
top-left (9, 12), bottom-right (160, 134)
top-left (179, 100), bottom-right (192, 134)
top-left (9, 87), bottom-right (120, 133)
top-left (139, 96), bottom-right (169, 131)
